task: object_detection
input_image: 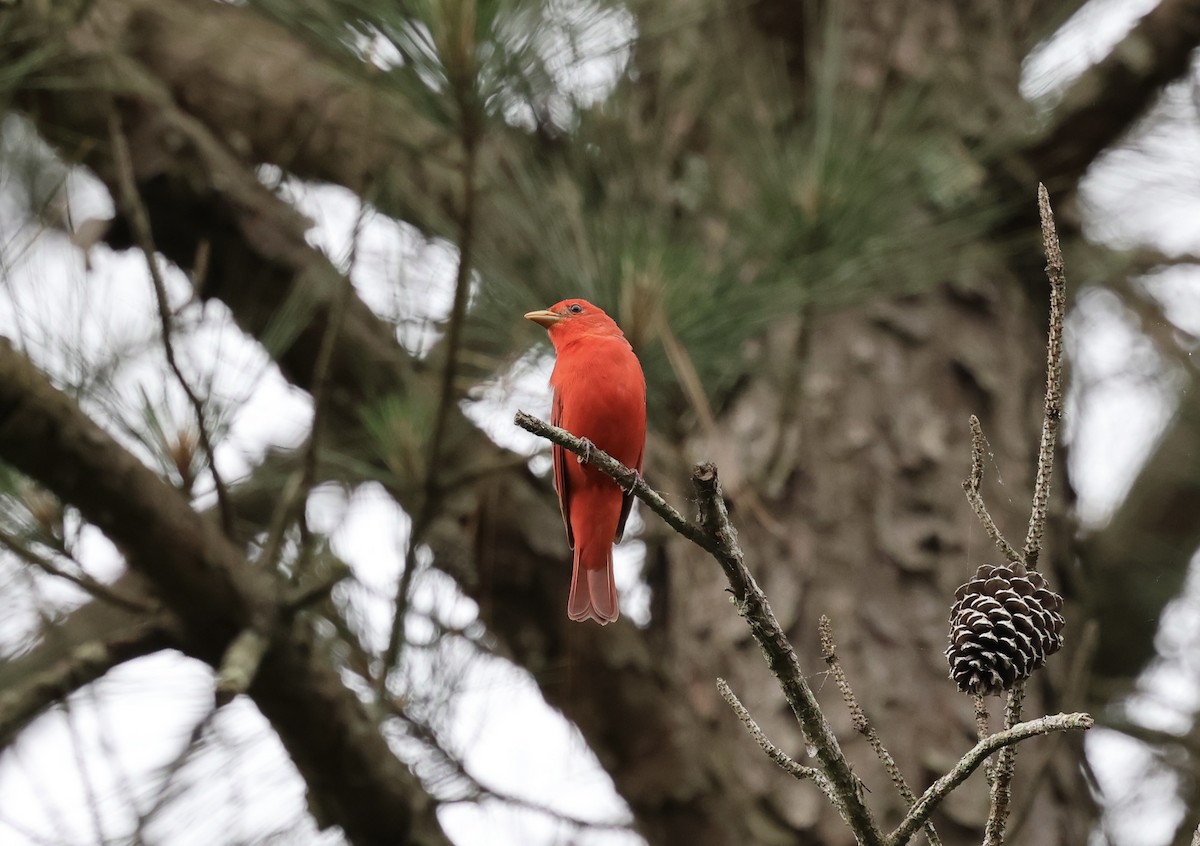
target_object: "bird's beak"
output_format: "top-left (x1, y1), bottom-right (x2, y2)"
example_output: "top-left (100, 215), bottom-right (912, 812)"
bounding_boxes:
top-left (524, 309), bottom-right (562, 328)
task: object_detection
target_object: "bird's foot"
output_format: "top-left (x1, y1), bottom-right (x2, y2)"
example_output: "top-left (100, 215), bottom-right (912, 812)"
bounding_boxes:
top-left (621, 468), bottom-right (644, 493)
top-left (576, 437), bottom-right (596, 465)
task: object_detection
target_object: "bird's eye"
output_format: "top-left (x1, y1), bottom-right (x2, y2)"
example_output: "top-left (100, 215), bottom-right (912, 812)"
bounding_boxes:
top-left (567, 303), bottom-right (584, 315)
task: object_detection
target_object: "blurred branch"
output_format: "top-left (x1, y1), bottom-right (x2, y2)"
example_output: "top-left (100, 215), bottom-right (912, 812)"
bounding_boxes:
top-left (394, 705), bottom-right (635, 836)
top-left (0, 614), bottom-right (176, 750)
top-left (106, 110), bottom-right (235, 537)
top-left (0, 339), bottom-right (453, 846)
top-left (0, 526), bottom-right (153, 613)
top-left (383, 69), bottom-right (482, 684)
top-left (1118, 246), bottom-right (1200, 276)
top-left (67, 0), bottom-right (460, 232)
top-left (214, 629), bottom-right (270, 705)
top-left (1023, 0), bottom-right (1200, 190)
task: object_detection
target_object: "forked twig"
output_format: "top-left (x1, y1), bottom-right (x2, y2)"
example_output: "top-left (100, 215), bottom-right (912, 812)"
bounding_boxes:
top-left (983, 684), bottom-right (1027, 846)
top-left (716, 678), bottom-right (834, 798)
top-left (819, 617), bottom-right (941, 846)
top-left (962, 415), bottom-right (1022, 565)
top-left (888, 710), bottom-right (1092, 846)
top-left (966, 184), bottom-right (1071, 846)
top-left (515, 411), bottom-right (885, 846)
top-left (107, 110), bottom-right (234, 535)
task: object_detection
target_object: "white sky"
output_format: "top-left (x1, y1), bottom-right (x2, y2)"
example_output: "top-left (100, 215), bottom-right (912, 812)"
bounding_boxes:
top-left (1, 1), bottom-right (1200, 844)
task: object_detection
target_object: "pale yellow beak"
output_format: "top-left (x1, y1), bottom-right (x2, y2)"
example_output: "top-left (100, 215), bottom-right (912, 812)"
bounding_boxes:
top-left (524, 309), bottom-right (562, 328)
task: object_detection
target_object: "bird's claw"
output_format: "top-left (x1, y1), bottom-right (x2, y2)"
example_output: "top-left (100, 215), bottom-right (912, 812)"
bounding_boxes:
top-left (576, 438), bottom-right (596, 465)
top-left (621, 469), bottom-right (644, 493)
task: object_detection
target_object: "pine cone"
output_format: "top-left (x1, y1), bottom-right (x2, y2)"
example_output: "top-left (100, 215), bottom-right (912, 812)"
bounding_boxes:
top-left (946, 563), bottom-right (1065, 696)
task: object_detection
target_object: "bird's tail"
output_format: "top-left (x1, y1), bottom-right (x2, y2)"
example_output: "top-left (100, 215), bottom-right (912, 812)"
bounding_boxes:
top-left (568, 541), bottom-right (619, 625)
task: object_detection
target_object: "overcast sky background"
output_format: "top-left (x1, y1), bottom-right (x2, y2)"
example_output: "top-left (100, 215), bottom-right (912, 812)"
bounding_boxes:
top-left (2, 0), bottom-right (1200, 843)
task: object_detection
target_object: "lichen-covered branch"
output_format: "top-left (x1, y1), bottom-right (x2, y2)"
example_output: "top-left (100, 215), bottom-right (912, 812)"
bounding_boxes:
top-left (963, 414), bottom-right (1023, 564)
top-left (983, 684), bottom-right (1028, 846)
top-left (515, 411), bottom-right (885, 846)
top-left (1023, 184), bottom-right (1067, 569)
top-left (820, 616), bottom-right (941, 846)
top-left (716, 678), bottom-right (833, 798)
top-left (888, 710), bottom-right (1093, 846)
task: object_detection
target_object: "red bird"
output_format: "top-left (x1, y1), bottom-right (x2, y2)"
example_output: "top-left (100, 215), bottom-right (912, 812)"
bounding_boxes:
top-left (525, 299), bottom-right (646, 625)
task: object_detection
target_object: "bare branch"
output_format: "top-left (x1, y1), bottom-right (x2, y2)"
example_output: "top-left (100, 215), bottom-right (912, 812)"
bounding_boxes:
top-left (515, 410), bottom-right (886, 846)
top-left (0, 526), bottom-right (154, 614)
top-left (888, 710), bottom-right (1092, 846)
top-left (716, 678), bottom-right (835, 798)
top-left (962, 415), bottom-right (1023, 564)
top-left (1023, 184), bottom-right (1066, 569)
top-left (385, 112), bottom-right (481, 685)
top-left (820, 617), bottom-right (941, 846)
top-left (974, 693), bottom-right (994, 785)
top-left (983, 684), bottom-right (1028, 846)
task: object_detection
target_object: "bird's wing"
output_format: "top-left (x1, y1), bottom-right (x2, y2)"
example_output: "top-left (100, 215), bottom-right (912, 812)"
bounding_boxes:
top-left (551, 385), bottom-right (574, 550)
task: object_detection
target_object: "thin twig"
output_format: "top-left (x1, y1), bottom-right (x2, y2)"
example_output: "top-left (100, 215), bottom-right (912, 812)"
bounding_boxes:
top-left (134, 708), bottom-right (220, 831)
top-left (260, 202), bottom-right (361, 578)
top-left (383, 96), bottom-right (481, 685)
top-left (973, 693), bottom-right (990, 743)
top-left (716, 678), bottom-right (838, 801)
top-left (962, 415), bottom-right (1022, 564)
top-left (284, 559), bottom-right (353, 612)
top-left (515, 410), bottom-right (885, 846)
top-left (1023, 183), bottom-right (1066, 570)
top-left (983, 682), bottom-right (1026, 846)
top-left (974, 692), bottom-right (994, 784)
top-left (820, 617), bottom-right (941, 846)
top-left (1007, 620), bottom-right (1098, 840)
top-left (0, 527), bottom-right (153, 613)
top-left (394, 705), bottom-right (633, 834)
top-left (887, 709), bottom-right (1092, 846)
top-left (106, 109), bottom-right (234, 535)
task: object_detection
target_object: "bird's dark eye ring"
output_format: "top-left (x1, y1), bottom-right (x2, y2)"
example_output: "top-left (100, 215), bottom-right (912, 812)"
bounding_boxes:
top-left (567, 304), bottom-right (583, 314)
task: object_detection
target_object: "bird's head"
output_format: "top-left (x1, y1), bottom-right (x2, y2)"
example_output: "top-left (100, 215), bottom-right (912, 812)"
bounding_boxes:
top-left (524, 299), bottom-right (622, 344)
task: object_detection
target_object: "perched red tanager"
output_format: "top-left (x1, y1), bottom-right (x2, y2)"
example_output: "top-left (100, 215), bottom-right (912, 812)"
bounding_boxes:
top-left (525, 299), bottom-right (647, 625)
